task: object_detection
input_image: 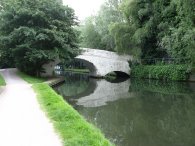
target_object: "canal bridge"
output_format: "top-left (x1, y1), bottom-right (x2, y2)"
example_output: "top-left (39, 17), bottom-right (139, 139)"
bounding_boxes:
top-left (41, 48), bottom-right (132, 77)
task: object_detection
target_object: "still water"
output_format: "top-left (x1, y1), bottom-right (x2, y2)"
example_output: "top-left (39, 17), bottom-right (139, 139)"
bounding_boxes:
top-left (54, 71), bottom-right (195, 146)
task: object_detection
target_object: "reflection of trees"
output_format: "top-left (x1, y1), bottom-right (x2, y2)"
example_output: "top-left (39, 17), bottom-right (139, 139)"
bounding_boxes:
top-left (130, 79), bottom-right (194, 95)
top-left (54, 72), bottom-right (90, 97)
top-left (77, 92), bottom-right (195, 146)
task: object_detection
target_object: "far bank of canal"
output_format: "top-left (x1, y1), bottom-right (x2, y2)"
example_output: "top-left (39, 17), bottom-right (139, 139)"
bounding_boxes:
top-left (54, 71), bottom-right (195, 146)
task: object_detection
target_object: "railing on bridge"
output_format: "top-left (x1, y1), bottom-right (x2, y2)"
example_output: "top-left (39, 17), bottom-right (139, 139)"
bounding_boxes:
top-left (139, 58), bottom-right (191, 65)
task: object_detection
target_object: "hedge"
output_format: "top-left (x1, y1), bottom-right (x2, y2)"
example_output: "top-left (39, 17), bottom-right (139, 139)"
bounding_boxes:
top-left (131, 65), bottom-right (191, 81)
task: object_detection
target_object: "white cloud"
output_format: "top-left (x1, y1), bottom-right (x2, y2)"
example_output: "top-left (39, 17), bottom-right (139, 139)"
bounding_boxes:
top-left (63, 0), bottom-right (105, 21)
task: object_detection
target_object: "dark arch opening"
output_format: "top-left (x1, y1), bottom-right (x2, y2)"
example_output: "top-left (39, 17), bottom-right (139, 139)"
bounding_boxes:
top-left (114, 71), bottom-right (130, 78)
top-left (105, 71), bottom-right (129, 83)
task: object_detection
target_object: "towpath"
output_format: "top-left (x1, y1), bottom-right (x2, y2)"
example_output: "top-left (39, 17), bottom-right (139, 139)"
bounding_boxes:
top-left (0, 68), bottom-right (62, 146)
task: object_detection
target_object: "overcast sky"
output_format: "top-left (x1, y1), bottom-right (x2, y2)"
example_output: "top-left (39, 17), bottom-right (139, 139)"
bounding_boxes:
top-left (63, 0), bottom-right (105, 21)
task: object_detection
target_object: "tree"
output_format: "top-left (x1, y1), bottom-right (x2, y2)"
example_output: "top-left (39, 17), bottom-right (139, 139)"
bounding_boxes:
top-left (111, 0), bottom-right (195, 64)
top-left (79, 17), bottom-right (103, 49)
top-left (95, 0), bottom-right (124, 51)
top-left (160, 0), bottom-right (195, 64)
top-left (80, 0), bottom-right (123, 51)
top-left (0, 0), bottom-right (79, 76)
top-left (115, 0), bottom-right (168, 59)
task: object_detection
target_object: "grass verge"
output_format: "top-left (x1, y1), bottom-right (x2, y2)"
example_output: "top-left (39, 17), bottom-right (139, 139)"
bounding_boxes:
top-left (17, 71), bottom-right (46, 84)
top-left (33, 83), bottom-right (113, 146)
top-left (64, 68), bottom-right (90, 74)
top-left (64, 69), bottom-right (118, 80)
top-left (0, 74), bottom-right (6, 86)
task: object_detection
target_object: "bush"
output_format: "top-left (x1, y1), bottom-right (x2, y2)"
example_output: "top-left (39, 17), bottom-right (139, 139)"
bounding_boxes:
top-left (0, 74), bottom-right (6, 86)
top-left (131, 65), bottom-right (191, 81)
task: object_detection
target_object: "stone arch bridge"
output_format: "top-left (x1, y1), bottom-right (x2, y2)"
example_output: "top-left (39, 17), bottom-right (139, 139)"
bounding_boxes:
top-left (41, 48), bottom-right (132, 77)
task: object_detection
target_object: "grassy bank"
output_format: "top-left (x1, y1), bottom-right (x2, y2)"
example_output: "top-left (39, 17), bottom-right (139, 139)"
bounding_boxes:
top-left (64, 68), bottom-right (90, 74)
top-left (64, 68), bottom-right (118, 80)
top-left (0, 74), bottom-right (6, 86)
top-left (17, 71), bottom-right (46, 84)
top-left (131, 64), bottom-right (191, 81)
top-left (18, 72), bottom-right (113, 146)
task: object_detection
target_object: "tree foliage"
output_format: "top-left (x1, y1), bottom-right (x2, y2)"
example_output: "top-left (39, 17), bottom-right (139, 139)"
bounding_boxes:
top-left (80, 0), bottom-right (123, 51)
top-left (159, 0), bottom-right (195, 63)
top-left (79, 17), bottom-right (103, 49)
top-left (112, 0), bottom-right (195, 63)
top-left (0, 0), bottom-right (79, 75)
top-left (131, 64), bottom-right (190, 81)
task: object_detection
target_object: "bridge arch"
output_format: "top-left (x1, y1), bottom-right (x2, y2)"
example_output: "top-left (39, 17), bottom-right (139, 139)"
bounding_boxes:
top-left (74, 58), bottom-right (97, 76)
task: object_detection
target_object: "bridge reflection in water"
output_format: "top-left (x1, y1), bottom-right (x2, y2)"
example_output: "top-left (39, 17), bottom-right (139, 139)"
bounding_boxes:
top-left (54, 71), bottom-right (195, 146)
top-left (76, 79), bottom-right (133, 107)
top-left (54, 71), bottom-right (132, 107)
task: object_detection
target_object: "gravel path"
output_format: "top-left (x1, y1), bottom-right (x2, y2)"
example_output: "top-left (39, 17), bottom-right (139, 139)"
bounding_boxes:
top-left (0, 69), bottom-right (62, 146)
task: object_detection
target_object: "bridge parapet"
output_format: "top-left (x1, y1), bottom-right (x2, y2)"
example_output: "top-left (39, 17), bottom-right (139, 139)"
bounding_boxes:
top-left (80, 48), bottom-right (132, 61)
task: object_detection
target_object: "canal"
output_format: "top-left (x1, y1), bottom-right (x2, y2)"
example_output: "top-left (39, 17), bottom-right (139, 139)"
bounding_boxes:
top-left (54, 71), bottom-right (195, 146)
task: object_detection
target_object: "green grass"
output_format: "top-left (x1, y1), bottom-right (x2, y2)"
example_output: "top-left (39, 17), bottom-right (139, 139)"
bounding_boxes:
top-left (18, 72), bottom-right (113, 146)
top-left (104, 72), bottom-right (117, 80)
top-left (64, 68), bottom-right (90, 74)
top-left (0, 74), bottom-right (6, 86)
top-left (17, 71), bottom-right (46, 84)
top-left (64, 69), bottom-right (118, 80)
top-left (33, 83), bottom-right (113, 146)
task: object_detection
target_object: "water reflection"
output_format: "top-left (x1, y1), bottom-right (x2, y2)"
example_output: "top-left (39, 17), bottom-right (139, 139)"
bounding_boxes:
top-left (54, 72), bottom-right (195, 146)
top-left (130, 79), bottom-right (195, 95)
top-left (54, 71), bottom-right (90, 97)
top-left (76, 79), bottom-right (133, 107)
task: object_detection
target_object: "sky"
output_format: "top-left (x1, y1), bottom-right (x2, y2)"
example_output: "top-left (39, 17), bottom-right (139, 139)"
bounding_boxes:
top-left (62, 0), bottom-right (105, 21)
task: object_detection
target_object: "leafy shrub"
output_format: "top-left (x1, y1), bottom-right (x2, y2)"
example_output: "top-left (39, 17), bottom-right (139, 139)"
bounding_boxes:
top-left (131, 65), bottom-right (191, 81)
top-left (0, 74), bottom-right (6, 86)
